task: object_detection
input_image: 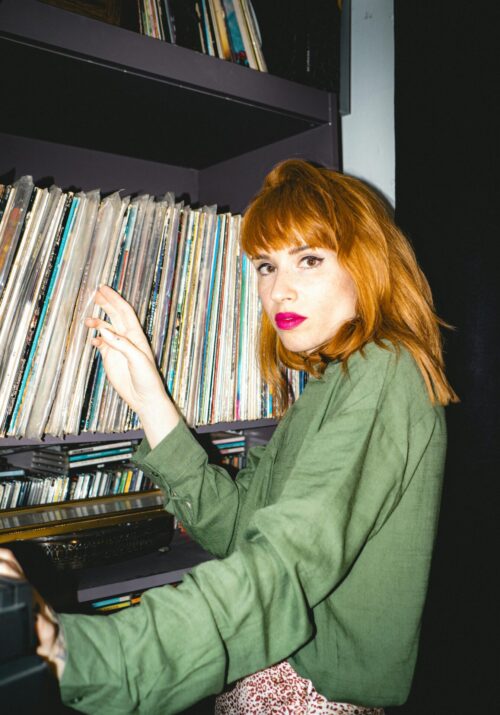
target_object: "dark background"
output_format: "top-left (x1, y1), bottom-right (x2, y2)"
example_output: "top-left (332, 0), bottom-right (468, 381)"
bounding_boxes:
top-left (389, 2), bottom-right (498, 712)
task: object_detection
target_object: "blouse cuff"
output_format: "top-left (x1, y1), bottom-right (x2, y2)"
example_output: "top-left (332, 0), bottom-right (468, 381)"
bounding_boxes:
top-left (132, 419), bottom-right (208, 491)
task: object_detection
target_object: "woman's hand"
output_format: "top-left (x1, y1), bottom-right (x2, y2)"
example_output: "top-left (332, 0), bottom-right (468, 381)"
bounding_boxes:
top-left (0, 548), bottom-right (66, 680)
top-left (85, 285), bottom-right (180, 448)
top-left (85, 285), bottom-right (162, 414)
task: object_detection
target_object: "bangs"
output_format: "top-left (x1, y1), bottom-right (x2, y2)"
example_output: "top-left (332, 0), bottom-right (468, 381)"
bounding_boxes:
top-left (241, 182), bottom-right (337, 257)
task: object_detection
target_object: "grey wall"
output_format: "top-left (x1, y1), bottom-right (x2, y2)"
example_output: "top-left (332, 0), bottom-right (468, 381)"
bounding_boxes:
top-left (341, 0), bottom-right (395, 206)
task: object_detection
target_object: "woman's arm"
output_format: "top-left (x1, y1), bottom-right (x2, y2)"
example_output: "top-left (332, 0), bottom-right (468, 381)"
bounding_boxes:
top-left (86, 285), bottom-right (265, 556)
top-left (134, 423), bottom-right (267, 557)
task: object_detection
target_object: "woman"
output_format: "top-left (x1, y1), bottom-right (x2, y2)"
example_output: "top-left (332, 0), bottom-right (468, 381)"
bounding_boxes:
top-left (0, 160), bottom-right (457, 714)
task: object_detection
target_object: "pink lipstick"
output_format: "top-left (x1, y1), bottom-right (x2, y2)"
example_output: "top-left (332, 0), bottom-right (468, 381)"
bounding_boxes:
top-left (275, 312), bottom-right (307, 330)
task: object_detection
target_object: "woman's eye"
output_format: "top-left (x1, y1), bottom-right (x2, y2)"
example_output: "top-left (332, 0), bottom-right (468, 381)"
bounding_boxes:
top-left (301, 255), bottom-right (323, 268)
top-left (256, 263), bottom-right (274, 275)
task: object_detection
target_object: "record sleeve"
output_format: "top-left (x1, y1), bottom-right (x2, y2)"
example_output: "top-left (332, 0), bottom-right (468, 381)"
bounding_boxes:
top-left (210, 215), bottom-right (236, 422)
top-left (119, 195), bottom-right (159, 431)
top-left (175, 207), bottom-right (208, 415)
top-left (102, 195), bottom-right (152, 433)
top-left (22, 191), bottom-right (100, 439)
top-left (223, 0), bottom-right (253, 67)
top-left (9, 193), bottom-right (83, 437)
top-left (199, 0), bottom-right (216, 56)
top-left (184, 206), bottom-right (217, 423)
top-left (80, 196), bottom-right (129, 434)
top-left (209, 0), bottom-right (232, 60)
top-left (0, 184), bottom-right (10, 223)
top-left (161, 0), bottom-right (176, 43)
top-left (229, 216), bottom-right (243, 419)
top-left (162, 207), bottom-right (192, 391)
top-left (136, 196), bottom-right (170, 328)
top-left (145, 206), bottom-right (168, 344)
top-left (151, 0), bottom-right (164, 40)
top-left (197, 212), bottom-right (224, 424)
top-left (171, 209), bottom-right (202, 406)
top-left (206, 214), bottom-right (230, 423)
top-left (151, 202), bottom-right (182, 366)
top-left (83, 199), bottom-right (133, 433)
top-left (0, 176), bottom-right (34, 300)
top-left (7, 190), bottom-right (80, 437)
top-left (0, 186), bottom-right (57, 431)
top-left (146, 198), bottom-right (176, 357)
top-left (240, 0), bottom-right (267, 71)
top-left (47, 192), bottom-right (123, 436)
top-left (235, 246), bottom-right (248, 420)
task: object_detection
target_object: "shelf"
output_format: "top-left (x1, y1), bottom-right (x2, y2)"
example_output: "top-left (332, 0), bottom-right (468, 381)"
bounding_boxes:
top-left (0, 0), bottom-right (334, 169)
top-left (76, 529), bottom-right (213, 603)
top-left (0, 0), bottom-right (335, 548)
top-left (0, 419), bottom-right (277, 447)
top-left (196, 418), bottom-right (277, 433)
top-left (0, 431), bottom-right (144, 448)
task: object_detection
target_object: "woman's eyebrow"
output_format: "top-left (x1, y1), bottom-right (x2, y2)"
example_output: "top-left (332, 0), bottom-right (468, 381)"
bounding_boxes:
top-left (252, 253), bottom-right (270, 261)
top-left (252, 245), bottom-right (312, 261)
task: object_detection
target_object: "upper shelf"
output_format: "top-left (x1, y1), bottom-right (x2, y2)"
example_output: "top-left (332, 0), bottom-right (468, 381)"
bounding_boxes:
top-left (0, 0), bottom-right (335, 169)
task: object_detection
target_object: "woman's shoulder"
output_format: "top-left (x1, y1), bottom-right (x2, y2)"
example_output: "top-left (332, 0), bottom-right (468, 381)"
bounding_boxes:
top-left (348, 340), bottom-right (424, 383)
top-left (323, 341), bottom-right (435, 418)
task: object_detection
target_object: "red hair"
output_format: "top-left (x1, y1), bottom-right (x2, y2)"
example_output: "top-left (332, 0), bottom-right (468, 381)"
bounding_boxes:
top-left (241, 160), bottom-right (458, 411)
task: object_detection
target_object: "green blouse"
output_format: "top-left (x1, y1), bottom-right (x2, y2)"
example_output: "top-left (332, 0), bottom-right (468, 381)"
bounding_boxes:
top-left (59, 342), bottom-right (446, 714)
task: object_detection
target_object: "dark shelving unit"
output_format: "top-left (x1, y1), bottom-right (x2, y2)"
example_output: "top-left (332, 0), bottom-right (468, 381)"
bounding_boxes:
top-left (0, 0), bottom-right (339, 541)
top-left (0, 0), bottom-right (338, 210)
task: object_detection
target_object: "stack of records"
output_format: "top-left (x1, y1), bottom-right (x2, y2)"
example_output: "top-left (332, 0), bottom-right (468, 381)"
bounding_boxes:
top-left (66, 441), bottom-right (135, 469)
top-left (210, 430), bottom-right (246, 470)
top-left (138, 0), bottom-right (267, 72)
top-left (0, 441), bottom-right (153, 510)
top-left (0, 177), bottom-right (305, 441)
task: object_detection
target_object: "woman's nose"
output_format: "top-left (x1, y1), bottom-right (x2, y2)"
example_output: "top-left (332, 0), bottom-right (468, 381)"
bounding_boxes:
top-left (270, 269), bottom-right (297, 303)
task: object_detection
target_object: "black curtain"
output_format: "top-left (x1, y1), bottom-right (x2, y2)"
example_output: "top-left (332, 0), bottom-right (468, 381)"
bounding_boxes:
top-left (392, 2), bottom-right (498, 713)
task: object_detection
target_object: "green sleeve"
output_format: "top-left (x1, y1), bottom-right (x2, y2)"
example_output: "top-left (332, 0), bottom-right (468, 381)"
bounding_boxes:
top-left (133, 419), bottom-right (266, 557)
top-left (59, 399), bottom-right (425, 714)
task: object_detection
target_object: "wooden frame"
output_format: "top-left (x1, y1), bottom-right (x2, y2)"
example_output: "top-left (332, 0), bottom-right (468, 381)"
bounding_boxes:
top-left (38, 0), bottom-right (122, 25)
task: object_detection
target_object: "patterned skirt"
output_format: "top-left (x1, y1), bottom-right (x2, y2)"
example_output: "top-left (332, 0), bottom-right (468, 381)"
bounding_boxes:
top-left (215, 660), bottom-right (385, 714)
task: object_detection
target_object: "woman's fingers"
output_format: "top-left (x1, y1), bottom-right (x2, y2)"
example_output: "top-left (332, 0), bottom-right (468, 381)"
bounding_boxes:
top-left (98, 326), bottom-right (128, 350)
top-left (88, 287), bottom-right (154, 360)
top-left (94, 286), bottom-right (140, 332)
top-left (85, 316), bottom-right (118, 335)
top-left (35, 610), bottom-right (67, 680)
top-left (91, 323), bottom-right (152, 365)
top-left (0, 561), bottom-right (23, 579)
top-left (0, 548), bottom-right (25, 579)
top-left (95, 327), bottom-right (150, 377)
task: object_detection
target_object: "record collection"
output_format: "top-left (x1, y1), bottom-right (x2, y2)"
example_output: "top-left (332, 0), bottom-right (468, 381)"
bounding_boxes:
top-left (0, 440), bottom-right (153, 510)
top-left (0, 176), bottom-right (305, 442)
top-left (137, 0), bottom-right (267, 71)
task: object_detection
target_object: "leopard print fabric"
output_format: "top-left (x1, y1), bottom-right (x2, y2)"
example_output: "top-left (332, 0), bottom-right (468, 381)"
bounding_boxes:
top-left (215, 660), bottom-right (385, 714)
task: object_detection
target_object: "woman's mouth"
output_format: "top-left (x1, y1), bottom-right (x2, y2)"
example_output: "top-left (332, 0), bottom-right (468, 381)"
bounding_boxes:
top-left (275, 312), bottom-right (307, 330)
